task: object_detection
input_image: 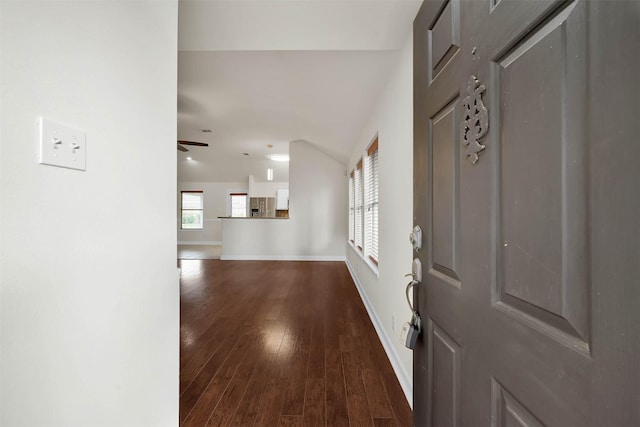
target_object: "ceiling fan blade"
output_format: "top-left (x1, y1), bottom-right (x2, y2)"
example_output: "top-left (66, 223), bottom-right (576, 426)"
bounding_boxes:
top-left (177, 144), bottom-right (189, 152)
top-left (178, 140), bottom-right (209, 147)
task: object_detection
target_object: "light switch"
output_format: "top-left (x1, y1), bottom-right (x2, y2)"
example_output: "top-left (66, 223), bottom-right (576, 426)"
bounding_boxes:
top-left (39, 117), bottom-right (86, 171)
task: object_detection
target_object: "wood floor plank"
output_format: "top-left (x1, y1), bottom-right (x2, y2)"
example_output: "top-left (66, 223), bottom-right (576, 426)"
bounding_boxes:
top-left (342, 351), bottom-right (374, 426)
top-left (180, 331), bottom-right (241, 422)
top-left (230, 325), bottom-right (283, 426)
top-left (182, 332), bottom-right (255, 427)
top-left (279, 278), bottom-right (313, 416)
top-left (362, 368), bottom-right (394, 419)
top-left (179, 260), bottom-right (413, 427)
top-left (278, 415), bottom-right (303, 427)
top-left (302, 321), bottom-right (326, 422)
top-left (203, 350), bottom-right (258, 426)
top-left (228, 362), bottom-right (271, 425)
top-left (255, 346), bottom-right (297, 426)
top-left (381, 372), bottom-right (413, 427)
top-left (326, 349), bottom-right (350, 427)
top-left (279, 333), bottom-right (311, 415)
top-left (373, 418), bottom-right (397, 427)
top-left (302, 377), bottom-right (325, 426)
top-left (253, 374), bottom-right (289, 426)
top-left (307, 320), bottom-right (325, 379)
top-left (180, 318), bottom-right (232, 395)
top-left (364, 331), bottom-right (395, 374)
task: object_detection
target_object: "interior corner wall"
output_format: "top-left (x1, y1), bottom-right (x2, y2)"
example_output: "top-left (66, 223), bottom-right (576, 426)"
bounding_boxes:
top-left (221, 141), bottom-right (347, 259)
top-left (346, 32), bottom-right (414, 404)
top-left (289, 140), bottom-right (348, 257)
top-left (0, 2), bottom-right (179, 426)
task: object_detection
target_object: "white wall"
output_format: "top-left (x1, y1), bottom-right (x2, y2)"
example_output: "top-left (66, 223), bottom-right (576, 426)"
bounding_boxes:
top-left (222, 140), bottom-right (347, 259)
top-left (178, 181), bottom-right (247, 244)
top-left (249, 177), bottom-right (288, 199)
top-left (346, 32), bottom-right (414, 405)
top-left (1, 2), bottom-right (179, 426)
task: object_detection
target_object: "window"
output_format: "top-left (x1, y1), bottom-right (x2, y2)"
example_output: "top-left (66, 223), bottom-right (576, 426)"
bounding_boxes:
top-left (348, 172), bottom-right (355, 242)
top-left (348, 135), bottom-right (379, 270)
top-left (181, 191), bottom-right (204, 229)
top-left (365, 138), bottom-right (379, 265)
top-left (229, 192), bottom-right (248, 217)
top-left (354, 160), bottom-right (363, 251)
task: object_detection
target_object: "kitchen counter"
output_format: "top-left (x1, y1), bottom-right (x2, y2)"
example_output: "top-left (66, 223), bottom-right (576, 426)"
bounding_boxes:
top-left (217, 216), bottom-right (289, 219)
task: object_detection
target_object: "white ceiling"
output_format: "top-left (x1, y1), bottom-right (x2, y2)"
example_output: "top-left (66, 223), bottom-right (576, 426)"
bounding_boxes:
top-left (177, 0), bottom-right (422, 183)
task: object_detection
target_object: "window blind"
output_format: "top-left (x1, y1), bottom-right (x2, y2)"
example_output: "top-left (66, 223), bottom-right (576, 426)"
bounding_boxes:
top-left (349, 173), bottom-right (355, 242)
top-left (354, 161), bottom-right (363, 251)
top-left (230, 193), bottom-right (248, 217)
top-left (182, 191), bottom-right (203, 210)
top-left (365, 141), bottom-right (379, 264)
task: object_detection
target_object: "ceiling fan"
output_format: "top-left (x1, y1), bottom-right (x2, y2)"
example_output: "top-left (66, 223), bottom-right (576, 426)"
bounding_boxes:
top-left (177, 140), bottom-right (209, 152)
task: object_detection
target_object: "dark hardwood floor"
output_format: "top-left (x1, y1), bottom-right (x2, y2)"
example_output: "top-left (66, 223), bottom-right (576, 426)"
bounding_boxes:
top-left (180, 260), bottom-right (413, 426)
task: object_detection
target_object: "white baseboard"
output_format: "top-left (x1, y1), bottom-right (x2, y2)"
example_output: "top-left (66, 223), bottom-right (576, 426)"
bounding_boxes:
top-left (220, 255), bottom-right (346, 261)
top-left (177, 241), bottom-right (222, 246)
top-left (344, 258), bottom-right (413, 409)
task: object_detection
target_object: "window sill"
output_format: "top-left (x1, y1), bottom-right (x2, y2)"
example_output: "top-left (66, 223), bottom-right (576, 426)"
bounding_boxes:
top-left (348, 241), bottom-right (379, 278)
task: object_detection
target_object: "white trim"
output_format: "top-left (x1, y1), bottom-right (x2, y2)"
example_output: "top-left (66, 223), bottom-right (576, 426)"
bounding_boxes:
top-left (364, 256), bottom-right (379, 277)
top-left (344, 257), bottom-right (413, 409)
top-left (177, 241), bottom-right (222, 246)
top-left (220, 255), bottom-right (346, 261)
top-left (348, 240), bottom-right (379, 278)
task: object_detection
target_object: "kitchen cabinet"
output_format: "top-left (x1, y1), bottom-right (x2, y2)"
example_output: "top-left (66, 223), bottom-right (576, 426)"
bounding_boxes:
top-left (276, 189), bottom-right (289, 210)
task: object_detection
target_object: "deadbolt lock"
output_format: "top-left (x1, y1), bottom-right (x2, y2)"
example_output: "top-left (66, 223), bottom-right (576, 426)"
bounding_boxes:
top-left (409, 226), bottom-right (422, 252)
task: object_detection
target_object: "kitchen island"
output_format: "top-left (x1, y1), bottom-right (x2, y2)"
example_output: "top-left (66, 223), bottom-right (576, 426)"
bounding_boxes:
top-left (219, 216), bottom-right (292, 260)
top-left (218, 216), bottom-right (343, 261)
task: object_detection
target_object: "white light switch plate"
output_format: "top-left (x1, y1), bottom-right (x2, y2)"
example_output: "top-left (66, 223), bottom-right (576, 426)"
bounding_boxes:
top-left (39, 117), bottom-right (86, 171)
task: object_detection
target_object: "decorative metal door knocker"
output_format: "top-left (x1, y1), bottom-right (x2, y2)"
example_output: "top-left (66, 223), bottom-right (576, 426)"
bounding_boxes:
top-left (461, 75), bottom-right (489, 164)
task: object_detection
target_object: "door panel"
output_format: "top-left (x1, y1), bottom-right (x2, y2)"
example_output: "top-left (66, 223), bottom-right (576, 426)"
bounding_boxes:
top-left (492, 0), bottom-right (589, 353)
top-left (428, 0), bottom-right (460, 82)
top-left (427, 319), bottom-right (461, 427)
top-left (491, 379), bottom-right (543, 427)
top-left (414, 0), bottom-right (640, 425)
top-left (430, 98), bottom-right (460, 283)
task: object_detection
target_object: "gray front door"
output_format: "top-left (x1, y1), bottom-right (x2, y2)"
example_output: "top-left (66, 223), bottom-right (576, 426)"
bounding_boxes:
top-left (413, 1), bottom-right (639, 425)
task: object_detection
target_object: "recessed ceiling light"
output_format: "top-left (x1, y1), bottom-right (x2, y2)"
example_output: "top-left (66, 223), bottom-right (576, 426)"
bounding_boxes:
top-left (268, 154), bottom-right (289, 162)
top-left (201, 129), bottom-right (212, 133)
top-left (186, 157), bottom-right (192, 160)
